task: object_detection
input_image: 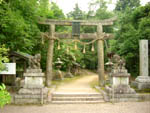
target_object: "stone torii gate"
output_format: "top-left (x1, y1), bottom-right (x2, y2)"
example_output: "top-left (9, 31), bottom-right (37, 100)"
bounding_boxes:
top-left (39, 18), bottom-right (116, 87)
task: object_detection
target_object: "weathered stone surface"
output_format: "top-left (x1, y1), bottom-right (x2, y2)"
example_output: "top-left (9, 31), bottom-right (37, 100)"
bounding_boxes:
top-left (109, 93), bottom-right (150, 102)
top-left (65, 72), bottom-right (74, 78)
top-left (18, 88), bottom-right (48, 95)
top-left (132, 81), bottom-right (150, 90)
top-left (110, 98), bottom-right (140, 102)
top-left (110, 68), bottom-right (131, 86)
top-left (111, 76), bottom-right (129, 86)
top-left (23, 69), bottom-right (45, 88)
top-left (14, 87), bottom-right (50, 104)
top-left (139, 40), bottom-right (149, 77)
top-left (14, 58), bottom-right (49, 104)
top-left (112, 69), bottom-right (128, 74)
top-left (28, 54), bottom-right (41, 69)
top-left (97, 24), bottom-right (105, 86)
top-left (135, 76), bottom-right (150, 83)
top-left (113, 85), bottom-right (136, 94)
top-left (105, 85), bottom-right (136, 95)
top-left (98, 86), bottom-right (150, 102)
top-left (15, 94), bottom-right (47, 99)
top-left (26, 69), bottom-right (42, 73)
top-left (53, 70), bottom-right (64, 80)
top-left (24, 73), bottom-right (44, 77)
top-left (14, 98), bottom-right (40, 104)
top-left (107, 58), bottom-right (135, 95)
top-left (24, 77), bottom-right (44, 88)
top-left (133, 40), bottom-right (150, 90)
top-left (14, 98), bottom-right (47, 104)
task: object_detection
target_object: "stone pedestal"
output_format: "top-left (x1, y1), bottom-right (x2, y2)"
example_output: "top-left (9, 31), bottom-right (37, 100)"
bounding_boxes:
top-left (53, 70), bottom-right (64, 80)
top-left (108, 69), bottom-right (135, 94)
top-left (14, 69), bottom-right (50, 104)
top-left (133, 76), bottom-right (150, 89)
top-left (105, 68), bottom-right (136, 102)
top-left (24, 69), bottom-right (45, 88)
top-left (65, 72), bottom-right (74, 78)
top-left (133, 40), bottom-right (150, 90)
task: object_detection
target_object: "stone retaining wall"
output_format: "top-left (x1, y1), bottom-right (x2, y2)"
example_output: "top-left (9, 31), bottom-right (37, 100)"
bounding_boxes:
top-left (95, 86), bottom-right (150, 102)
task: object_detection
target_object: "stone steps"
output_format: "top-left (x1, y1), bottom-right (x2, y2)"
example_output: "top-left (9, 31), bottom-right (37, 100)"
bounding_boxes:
top-left (52, 100), bottom-right (105, 104)
top-left (52, 93), bottom-right (102, 97)
top-left (51, 93), bottom-right (105, 104)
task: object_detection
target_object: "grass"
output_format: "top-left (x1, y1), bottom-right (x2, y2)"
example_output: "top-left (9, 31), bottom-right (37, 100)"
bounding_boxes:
top-left (90, 80), bottom-right (100, 93)
top-left (134, 88), bottom-right (150, 94)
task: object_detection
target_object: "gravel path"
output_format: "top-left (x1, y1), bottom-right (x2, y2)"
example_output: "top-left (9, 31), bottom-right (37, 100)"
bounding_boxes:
top-left (1, 102), bottom-right (150, 113)
top-left (54, 73), bottom-right (98, 93)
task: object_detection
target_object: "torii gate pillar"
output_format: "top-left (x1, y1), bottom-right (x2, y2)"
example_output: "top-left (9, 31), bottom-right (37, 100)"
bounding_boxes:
top-left (46, 24), bottom-right (55, 87)
top-left (97, 24), bottom-right (105, 86)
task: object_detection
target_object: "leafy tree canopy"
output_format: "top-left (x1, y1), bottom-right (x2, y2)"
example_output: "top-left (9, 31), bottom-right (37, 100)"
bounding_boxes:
top-left (67, 3), bottom-right (86, 20)
top-left (115, 0), bottom-right (140, 12)
top-left (111, 3), bottom-right (150, 76)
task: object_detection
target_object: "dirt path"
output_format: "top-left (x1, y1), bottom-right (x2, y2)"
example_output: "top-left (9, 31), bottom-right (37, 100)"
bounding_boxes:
top-left (1, 102), bottom-right (150, 113)
top-left (54, 72), bottom-right (99, 93)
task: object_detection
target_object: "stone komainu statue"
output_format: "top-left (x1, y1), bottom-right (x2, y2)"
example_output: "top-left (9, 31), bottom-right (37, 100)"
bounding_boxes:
top-left (28, 54), bottom-right (41, 69)
top-left (112, 54), bottom-right (126, 70)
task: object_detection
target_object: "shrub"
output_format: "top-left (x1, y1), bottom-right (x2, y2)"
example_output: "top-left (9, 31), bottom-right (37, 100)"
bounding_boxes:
top-left (0, 84), bottom-right (11, 108)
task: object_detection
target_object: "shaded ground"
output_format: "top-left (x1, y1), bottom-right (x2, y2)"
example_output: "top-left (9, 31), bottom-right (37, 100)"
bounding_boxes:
top-left (1, 102), bottom-right (150, 113)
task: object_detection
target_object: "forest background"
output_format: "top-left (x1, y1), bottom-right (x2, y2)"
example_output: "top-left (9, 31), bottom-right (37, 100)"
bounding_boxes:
top-left (0, 0), bottom-right (150, 77)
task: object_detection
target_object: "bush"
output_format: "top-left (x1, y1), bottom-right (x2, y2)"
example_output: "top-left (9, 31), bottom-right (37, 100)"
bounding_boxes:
top-left (0, 84), bottom-right (11, 108)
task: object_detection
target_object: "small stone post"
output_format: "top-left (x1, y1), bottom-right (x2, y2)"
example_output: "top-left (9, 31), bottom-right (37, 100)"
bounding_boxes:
top-left (97, 24), bottom-right (105, 86)
top-left (134, 40), bottom-right (150, 89)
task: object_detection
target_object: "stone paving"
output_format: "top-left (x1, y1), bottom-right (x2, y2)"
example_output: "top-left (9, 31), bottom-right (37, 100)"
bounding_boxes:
top-left (1, 102), bottom-right (150, 113)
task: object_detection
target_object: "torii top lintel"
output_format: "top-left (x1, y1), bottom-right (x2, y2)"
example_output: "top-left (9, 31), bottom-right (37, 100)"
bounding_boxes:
top-left (39, 17), bottom-right (117, 26)
top-left (39, 17), bottom-right (117, 40)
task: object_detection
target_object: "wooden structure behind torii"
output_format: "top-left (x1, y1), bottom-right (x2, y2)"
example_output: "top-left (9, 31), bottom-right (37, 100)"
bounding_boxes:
top-left (39, 17), bottom-right (116, 87)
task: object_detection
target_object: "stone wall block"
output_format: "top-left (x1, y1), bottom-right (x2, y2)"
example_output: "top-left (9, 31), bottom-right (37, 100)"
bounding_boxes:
top-left (26, 69), bottom-right (42, 73)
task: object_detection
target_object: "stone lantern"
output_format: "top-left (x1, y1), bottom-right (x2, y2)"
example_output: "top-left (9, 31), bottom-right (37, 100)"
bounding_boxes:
top-left (105, 59), bottom-right (113, 73)
top-left (105, 59), bottom-right (113, 84)
top-left (55, 58), bottom-right (63, 70)
top-left (54, 58), bottom-right (63, 80)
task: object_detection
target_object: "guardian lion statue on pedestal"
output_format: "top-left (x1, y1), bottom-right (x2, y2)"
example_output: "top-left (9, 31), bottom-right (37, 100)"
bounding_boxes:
top-left (28, 54), bottom-right (41, 69)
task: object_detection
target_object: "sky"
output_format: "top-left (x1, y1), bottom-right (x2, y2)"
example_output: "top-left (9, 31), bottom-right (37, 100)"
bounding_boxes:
top-left (50, 0), bottom-right (150, 14)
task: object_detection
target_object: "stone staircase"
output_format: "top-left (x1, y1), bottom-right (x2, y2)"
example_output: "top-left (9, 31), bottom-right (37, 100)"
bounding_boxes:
top-left (51, 93), bottom-right (105, 104)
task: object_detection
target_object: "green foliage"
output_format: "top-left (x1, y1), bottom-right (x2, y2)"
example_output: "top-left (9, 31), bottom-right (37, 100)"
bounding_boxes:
top-left (0, 45), bottom-right (9, 71)
top-left (115, 0), bottom-right (140, 12)
top-left (67, 3), bottom-right (86, 20)
top-left (0, 84), bottom-right (11, 108)
top-left (0, 45), bottom-right (10, 108)
top-left (0, 0), bottom-right (66, 70)
top-left (3, 0), bottom-right (146, 76)
top-left (51, 2), bottom-right (65, 19)
top-left (88, 0), bottom-right (114, 20)
top-left (53, 40), bottom-right (84, 71)
top-left (111, 3), bottom-right (150, 76)
top-left (0, 0), bottom-right (41, 53)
